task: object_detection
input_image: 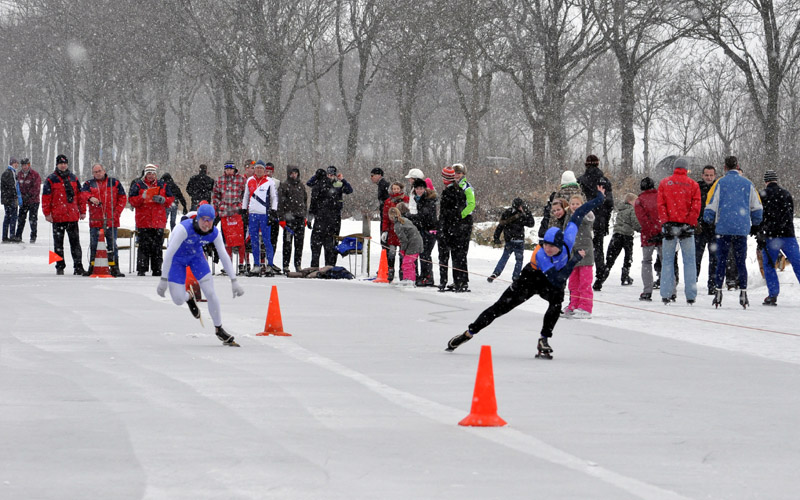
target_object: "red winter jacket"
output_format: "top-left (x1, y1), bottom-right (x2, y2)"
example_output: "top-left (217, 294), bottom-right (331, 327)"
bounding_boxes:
top-left (657, 168), bottom-right (701, 225)
top-left (42, 170), bottom-right (83, 223)
top-left (18, 168), bottom-right (42, 205)
top-left (634, 188), bottom-right (661, 247)
top-left (81, 175), bottom-right (128, 228)
top-left (382, 193), bottom-right (409, 246)
top-left (128, 178), bottom-right (174, 229)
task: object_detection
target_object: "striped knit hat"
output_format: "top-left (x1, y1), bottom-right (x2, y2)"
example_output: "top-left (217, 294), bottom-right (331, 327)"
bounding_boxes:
top-left (763, 170), bottom-right (778, 183)
top-left (442, 166), bottom-right (456, 184)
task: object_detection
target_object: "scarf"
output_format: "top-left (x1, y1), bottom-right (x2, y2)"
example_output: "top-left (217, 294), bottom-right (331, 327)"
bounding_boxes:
top-left (56, 168), bottom-right (75, 203)
top-left (7, 166), bottom-right (22, 205)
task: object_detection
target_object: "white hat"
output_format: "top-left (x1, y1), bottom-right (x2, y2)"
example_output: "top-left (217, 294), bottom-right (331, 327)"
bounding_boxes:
top-left (144, 164), bottom-right (158, 174)
top-left (404, 168), bottom-right (424, 180)
top-left (560, 170), bottom-right (577, 186)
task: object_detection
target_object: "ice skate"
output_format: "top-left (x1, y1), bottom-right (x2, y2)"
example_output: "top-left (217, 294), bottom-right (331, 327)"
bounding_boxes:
top-left (639, 292), bottom-right (652, 301)
top-left (487, 273), bottom-right (497, 283)
top-left (535, 337), bottom-right (553, 360)
top-left (247, 265), bottom-right (261, 277)
top-left (186, 288), bottom-right (204, 327)
top-left (621, 276), bottom-right (634, 286)
top-left (712, 289), bottom-right (723, 308)
top-left (445, 330), bottom-right (473, 352)
top-left (215, 325), bottom-right (240, 347)
top-left (739, 290), bottom-right (749, 309)
top-left (571, 308), bottom-right (591, 319)
top-left (763, 296), bottom-right (777, 306)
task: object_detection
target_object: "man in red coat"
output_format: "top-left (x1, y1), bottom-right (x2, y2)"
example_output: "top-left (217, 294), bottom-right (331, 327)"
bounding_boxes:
top-left (42, 154), bottom-right (86, 275)
top-left (656, 157), bottom-right (702, 304)
top-left (15, 158), bottom-right (42, 243)
top-left (129, 164), bottom-right (174, 276)
top-left (81, 163), bottom-right (128, 276)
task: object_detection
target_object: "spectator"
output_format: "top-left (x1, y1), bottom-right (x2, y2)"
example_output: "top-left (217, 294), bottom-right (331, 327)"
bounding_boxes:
top-left (242, 161), bottom-right (278, 276)
top-left (277, 166), bottom-right (308, 273)
top-left (264, 162), bottom-right (281, 273)
top-left (488, 198), bottom-right (535, 283)
top-left (437, 166), bottom-right (469, 292)
top-left (562, 194), bottom-right (595, 319)
top-left (756, 170), bottom-right (800, 306)
top-left (389, 204), bottom-right (423, 285)
top-left (404, 168), bottom-right (426, 214)
top-left (634, 177), bottom-right (661, 301)
top-left (451, 163), bottom-right (475, 291)
top-left (370, 167), bottom-right (390, 225)
top-left (213, 161), bottom-right (248, 274)
top-left (703, 155), bottom-right (762, 308)
top-left (381, 181), bottom-right (410, 281)
top-left (405, 178), bottom-right (438, 287)
top-left (129, 164), bottom-right (174, 276)
top-left (15, 158), bottom-right (41, 243)
top-left (42, 154), bottom-right (86, 275)
top-left (308, 166), bottom-right (353, 267)
top-left (695, 165), bottom-right (718, 295)
top-left (160, 172), bottom-right (188, 230)
top-left (81, 163), bottom-right (127, 277)
top-left (578, 155), bottom-right (614, 291)
top-left (656, 157), bottom-right (701, 304)
top-left (593, 193), bottom-right (640, 290)
top-left (185, 164), bottom-right (215, 210)
top-left (2, 157), bottom-right (22, 242)
top-left (539, 170), bottom-right (582, 238)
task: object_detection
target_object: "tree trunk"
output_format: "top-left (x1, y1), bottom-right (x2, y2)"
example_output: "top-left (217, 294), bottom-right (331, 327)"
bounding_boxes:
top-left (618, 71), bottom-right (636, 177)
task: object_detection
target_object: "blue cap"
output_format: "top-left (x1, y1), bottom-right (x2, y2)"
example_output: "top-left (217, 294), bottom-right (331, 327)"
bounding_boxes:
top-left (255, 160), bottom-right (266, 167)
top-left (542, 227), bottom-right (564, 249)
top-left (197, 204), bottom-right (215, 220)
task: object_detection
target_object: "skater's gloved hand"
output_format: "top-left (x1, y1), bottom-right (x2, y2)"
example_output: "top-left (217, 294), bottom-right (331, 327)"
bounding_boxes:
top-left (156, 277), bottom-right (168, 297)
top-left (231, 279), bottom-right (245, 298)
top-left (238, 208), bottom-right (247, 215)
top-left (152, 195), bottom-right (166, 204)
top-left (182, 207), bottom-right (188, 215)
top-left (381, 231), bottom-right (388, 243)
top-left (306, 217), bottom-right (313, 229)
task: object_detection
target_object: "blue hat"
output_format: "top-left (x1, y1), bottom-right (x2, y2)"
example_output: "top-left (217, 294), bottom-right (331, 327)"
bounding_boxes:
top-left (542, 227), bottom-right (564, 250)
top-left (255, 160), bottom-right (266, 167)
top-left (197, 204), bottom-right (215, 220)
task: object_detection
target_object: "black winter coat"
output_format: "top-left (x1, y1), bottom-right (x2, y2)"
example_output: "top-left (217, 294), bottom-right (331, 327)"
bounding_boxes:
top-left (578, 166), bottom-right (614, 235)
top-left (160, 174), bottom-right (188, 211)
top-left (407, 189), bottom-right (438, 232)
top-left (697, 179), bottom-right (715, 233)
top-left (493, 205), bottom-right (535, 242)
top-left (1, 168), bottom-right (18, 206)
top-left (758, 183), bottom-right (795, 238)
top-left (278, 178), bottom-right (308, 223)
top-left (438, 183), bottom-right (468, 242)
top-left (186, 173), bottom-right (215, 205)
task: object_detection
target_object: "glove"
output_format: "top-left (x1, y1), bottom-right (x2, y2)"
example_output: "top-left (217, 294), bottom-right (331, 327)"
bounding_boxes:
top-left (238, 208), bottom-right (247, 215)
top-left (492, 240), bottom-right (502, 249)
top-left (279, 221), bottom-right (286, 229)
top-left (306, 217), bottom-right (314, 229)
top-left (231, 279), bottom-right (245, 298)
top-left (381, 231), bottom-right (388, 243)
top-left (182, 207), bottom-right (188, 215)
top-left (156, 278), bottom-right (168, 297)
top-left (152, 195), bottom-right (166, 204)
top-left (749, 225), bottom-right (761, 236)
top-left (695, 224), bottom-right (703, 235)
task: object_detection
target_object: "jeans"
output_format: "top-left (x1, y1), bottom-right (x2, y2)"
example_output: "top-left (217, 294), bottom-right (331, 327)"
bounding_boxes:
top-left (89, 227), bottom-right (119, 266)
top-left (661, 234), bottom-right (697, 300)
top-left (15, 203), bottom-right (38, 241)
top-left (762, 237), bottom-right (800, 297)
top-left (3, 203), bottom-right (18, 240)
top-left (714, 235), bottom-right (748, 289)
top-left (166, 204), bottom-right (178, 230)
top-left (492, 240), bottom-right (525, 281)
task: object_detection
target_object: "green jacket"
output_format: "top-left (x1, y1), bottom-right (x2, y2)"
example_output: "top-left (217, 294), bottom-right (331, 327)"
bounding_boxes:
top-left (458, 178), bottom-right (475, 219)
top-left (612, 201), bottom-right (640, 237)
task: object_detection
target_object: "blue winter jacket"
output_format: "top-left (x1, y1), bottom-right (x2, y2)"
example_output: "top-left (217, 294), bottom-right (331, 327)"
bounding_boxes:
top-left (703, 170), bottom-right (762, 236)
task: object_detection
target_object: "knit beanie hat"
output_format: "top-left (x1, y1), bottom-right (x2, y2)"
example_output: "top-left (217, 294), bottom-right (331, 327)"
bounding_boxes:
top-left (673, 157), bottom-right (689, 170)
top-left (560, 170), bottom-right (578, 186)
top-left (763, 170), bottom-right (778, 183)
top-left (412, 178), bottom-right (427, 189)
top-left (542, 227), bottom-right (564, 250)
top-left (144, 164), bottom-right (157, 174)
top-left (442, 166), bottom-right (456, 184)
top-left (55, 154), bottom-right (68, 165)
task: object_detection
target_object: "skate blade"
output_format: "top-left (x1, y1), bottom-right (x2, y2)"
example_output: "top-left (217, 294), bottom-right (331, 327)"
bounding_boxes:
top-left (535, 353), bottom-right (553, 360)
top-left (224, 340), bottom-right (240, 347)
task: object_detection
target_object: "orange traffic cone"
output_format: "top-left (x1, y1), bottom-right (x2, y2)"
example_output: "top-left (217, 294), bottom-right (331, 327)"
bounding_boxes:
top-left (89, 228), bottom-right (114, 278)
top-left (373, 248), bottom-right (390, 283)
top-left (459, 345), bottom-right (507, 427)
top-left (48, 251), bottom-right (63, 264)
top-left (257, 285), bottom-right (291, 336)
top-left (185, 267), bottom-right (205, 302)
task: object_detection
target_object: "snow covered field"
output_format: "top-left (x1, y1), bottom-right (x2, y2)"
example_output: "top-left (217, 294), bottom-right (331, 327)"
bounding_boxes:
top-left (3, 211), bottom-right (800, 499)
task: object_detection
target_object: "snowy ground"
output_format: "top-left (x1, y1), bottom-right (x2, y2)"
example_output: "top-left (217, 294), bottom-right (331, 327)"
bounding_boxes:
top-left (3, 210), bottom-right (800, 499)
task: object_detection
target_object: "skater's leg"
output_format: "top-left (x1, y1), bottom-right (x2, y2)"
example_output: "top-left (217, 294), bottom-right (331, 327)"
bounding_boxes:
top-left (641, 245), bottom-right (655, 294)
top-left (249, 213), bottom-right (262, 267)
top-left (714, 235), bottom-right (731, 289)
top-left (592, 231), bottom-right (606, 282)
top-left (492, 242), bottom-right (513, 277)
top-left (198, 274), bottom-right (222, 326)
top-left (732, 235), bottom-right (749, 289)
top-left (660, 236), bottom-right (678, 299)
top-left (762, 241), bottom-right (782, 297)
top-left (621, 235), bottom-right (633, 280)
top-left (574, 265), bottom-right (594, 313)
top-left (604, 234), bottom-right (624, 278)
top-left (679, 235), bottom-right (697, 300)
top-left (262, 217), bottom-right (274, 266)
top-left (468, 266), bottom-right (537, 334)
top-left (168, 281), bottom-right (190, 305)
top-left (512, 241), bottom-right (525, 281)
top-left (778, 238), bottom-right (800, 286)
top-left (539, 285), bottom-right (566, 338)
top-left (567, 268), bottom-right (580, 311)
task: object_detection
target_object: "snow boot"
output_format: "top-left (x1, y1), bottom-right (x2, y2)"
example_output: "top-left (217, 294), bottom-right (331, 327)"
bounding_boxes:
top-left (445, 330), bottom-right (473, 352)
top-left (536, 337), bottom-right (553, 359)
top-left (712, 289), bottom-right (723, 308)
top-left (215, 325), bottom-right (240, 347)
top-left (739, 290), bottom-right (749, 309)
top-left (83, 265), bottom-right (94, 277)
top-left (763, 296), bottom-right (777, 306)
top-left (110, 265), bottom-right (125, 277)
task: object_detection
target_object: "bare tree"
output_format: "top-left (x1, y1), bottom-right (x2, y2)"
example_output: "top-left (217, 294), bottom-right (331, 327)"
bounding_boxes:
top-left (634, 54), bottom-right (671, 172)
top-left (691, 58), bottom-right (748, 159)
top-left (656, 68), bottom-right (710, 156)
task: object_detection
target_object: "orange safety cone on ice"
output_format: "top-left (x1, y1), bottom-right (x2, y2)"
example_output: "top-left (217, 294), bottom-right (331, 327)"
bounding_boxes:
top-left (89, 228), bottom-right (114, 278)
top-left (373, 248), bottom-right (390, 283)
top-left (257, 285), bottom-right (291, 336)
top-left (48, 251), bottom-right (63, 264)
top-left (185, 267), bottom-right (205, 302)
top-left (459, 345), bottom-right (507, 427)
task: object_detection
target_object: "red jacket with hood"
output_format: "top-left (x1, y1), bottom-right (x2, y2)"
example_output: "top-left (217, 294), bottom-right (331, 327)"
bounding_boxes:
top-left (657, 168), bottom-right (701, 225)
top-left (42, 169), bottom-right (83, 223)
top-left (634, 188), bottom-right (661, 247)
top-left (382, 193), bottom-right (409, 246)
top-left (81, 175), bottom-right (128, 228)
